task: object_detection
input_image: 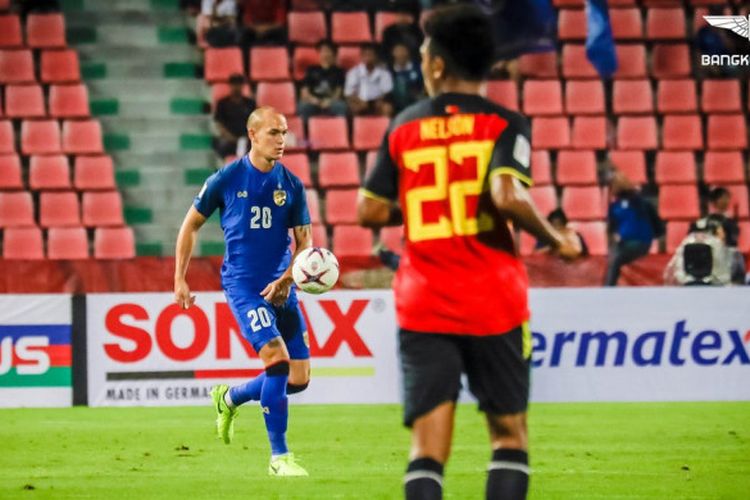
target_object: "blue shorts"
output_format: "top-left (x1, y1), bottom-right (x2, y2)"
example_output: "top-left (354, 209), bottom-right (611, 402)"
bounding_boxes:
top-left (224, 284), bottom-right (310, 360)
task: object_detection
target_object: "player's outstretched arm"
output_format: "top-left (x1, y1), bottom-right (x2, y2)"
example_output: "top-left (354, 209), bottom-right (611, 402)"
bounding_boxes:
top-left (261, 224), bottom-right (312, 306)
top-left (174, 206), bottom-right (207, 308)
top-left (357, 193), bottom-right (402, 229)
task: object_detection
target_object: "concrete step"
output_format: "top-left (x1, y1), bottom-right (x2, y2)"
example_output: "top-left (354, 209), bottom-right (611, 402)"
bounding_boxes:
top-left (64, 0), bottom-right (179, 14)
top-left (76, 44), bottom-right (197, 62)
top-left (95, 61), bottom-right (199, 79)
top-left (100, 116), bottom-right (210, 135)
top-left (112, 150), bottom-right (218, 169)
top-left (86, 78), bottom-right (208, 97)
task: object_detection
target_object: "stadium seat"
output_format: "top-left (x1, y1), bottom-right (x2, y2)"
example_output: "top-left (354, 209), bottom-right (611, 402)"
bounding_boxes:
top-left (94, 226), bottom-right (135, 259)
top-left (617, 116), bottom-right (657, 150)
top-left (556, 150), bottom-right (598, 186)
top-left (291, 0), bottom-right (319, 10)
top-left (210, 82), bottom-right (252, 112)
top-left (518, 231), bottom-right (537, 256)
top-left (651, 44), bottom-right (691, 78)
top-left (204, 47), bottom-right (244, 83)
top-left (40, 49), bottom-right (80, 83)
top-left (558, 9), bottom-right (587, 40)
top-left (703, 152), bottom-right (745, 184)
top-left (561, 186), bottom-right (605, 220)
top-left (379, 225), bottom-right (404, 253)
top-left (0, 49), bottom-right (34, 83)
top-left (292, 45), bottom-right (319, 81)
top-left (0, 14), bottom-right (21, 47)
top-left (256, 82), bottom-right (296, 115)
top-left (565, 80), bottom-right (605, 115)
top-left (0, 120), bottom-right (13, 153)
top-left (613, 44), bottom-right (647, 79)
top-left (39, 191), bottom-right (80, 227)
top-left (308, 116), bottom-right (349, 150)
top-left (571, 116), bottom-right (607, 150)
top-left (523, 80), bottom-right (563, 116)
top-left (701, 80), bottom-right (741, 113)
top-left (81, 191), bottom-right (124, 227)
top-left (5, 84), bottom-right (45, 118)
top-left (658, 185), bottom-right (700, 220)
top-left (654, 151), bottom-right (697, 184)
top-left (612, 80), bottom-right (653, 114)
top-left (306, 189), bottom-right (322, 224)
top-left (562, 44), bottom-right (598, 78)
top-left (374, 12), bottom-right (403, 42)
top-left (26, 13), bottom-right (66, 48)
top-left (608, 150), bottom-right (647, 185)
top-left (353, 116), bottom-right (389, 151)
top-left (331, 12), bottom-right (372, 44)
top-left (47, 226), bottom-right (89, 259)
top-left (707, 114), bottom-right (747, 150)
top-left (336, 45), bottom-right (361, 72)
top-left (665, 221), bottom-right (690, 253)
top-left (333, 225), bottom-right (373, 258)
top-left (531, 117), bottom-right (570, 149)
top-left (311, 223), bottom-right (328, 248)
top-left (485, 80), bottom-right (518, 111)
top-left (646, 8), bottom-right (685, 39)
top-left (74, 155), bottom-right (116, 190)
top-left (288, 11), bottom-right (326, 45)
top-left (530, 150), bottom-right (552, 186)
top-left (0, 153), bottom-right (21, 189)
top-left (569, 221), bottom-right (608, 255)
top-left (717, 184), bottom-right (749, 218)
top-left (553, 0), bottom-right (584, 6)
top-left (0, 191), bottom-right (34, 227)
top-left (29, 155), bottom-right (71, 190)
top-left (249, 47), bottom-right (290, 81)
top-left (21, 120), bottom-right (61, 155)
top-left (610, 7), bottom-right (643, 40)
top-left (518, 52), bottom-right (558, 78)
top-left (528, 185), bottom-right (558, 216)
top-left (662, 115), bottom-right (703, 151)
top-left (325, 189), bottom-right (359, 225)
top-left (48, 84), bottom-right (90, 118)
top-left (2, 226), bottom-right (43, 259)
top-left (281, 153), bottom-right (312, 187)
top-left (62, 120), bottom-right (104, 154)
top-left (656, 79), bottom-right (697, 113)
top-left (285, 115), bottom-right (307, 151)
top-left (318, 152), bottom-right (360, 188)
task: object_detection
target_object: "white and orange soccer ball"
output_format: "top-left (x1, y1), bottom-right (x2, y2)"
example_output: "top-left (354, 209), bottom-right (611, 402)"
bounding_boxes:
top-left (292, 247), bottom-right (340, 294)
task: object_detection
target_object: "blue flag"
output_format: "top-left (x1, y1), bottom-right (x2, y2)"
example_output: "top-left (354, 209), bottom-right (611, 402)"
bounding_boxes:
top-left (476, 0), bottom-right (557, 60)
top-left (586, 0), bottom-right (618, 78)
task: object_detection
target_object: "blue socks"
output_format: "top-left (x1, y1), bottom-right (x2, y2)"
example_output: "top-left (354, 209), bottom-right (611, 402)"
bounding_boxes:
top-left (260, 361), bottom-right (290, 456)
top-left (228, 372), bottom-right (266, 405)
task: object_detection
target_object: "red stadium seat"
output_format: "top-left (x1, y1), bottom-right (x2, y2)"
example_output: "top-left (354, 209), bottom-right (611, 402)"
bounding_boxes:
top-left (658, 185), bottom-right (700, 220)
top-left (707, 114), bottom-right (747, 150)
top-left (528, 185), bottom-right (558, 216)
top-left (74, 155), bottom-right (116, 190)
top-left (375, 12), bottom-right (404, 42)
top-left (717, 184), bottom-right (749, 218)
top-left (49, 84), bottom-right (90, 118)
top-left (613, 44), bottom-right (646, 79)
top-left (336, 45), bottom-right (361, 72)
top-left (569, 221), bottom-right (608, 255)
top-left (21, 120), bottom-right (61, 155)
top-left (256, 82), bottom-right (296, 115)
top-left (311, 223), bottom-right (328, 248)
top-left (204, 47), bottom-right (244, 83)
top-left (331, 12), bottom-right (372, 44)
top-left (29, 155), bottom-right (71, 190)
top-left (0, 153), bottom-right (21, 189)
top-left (654, 151), bottom-right (697, 184)
top-left (0, 14), bottom-right (21, 47)
top-left (523, 80), bottom-right (563, 116)
top-left (553, 0), bottom-right (584, 6)
top-left (665, 221), bottom-right (690, 253)
top-left (94, 226), bottom-right (135, 259)
top-left (701, 80), bottom-right (741, 113)
top-left (26, 13), bottom-right (66, 48)
top-left (292, 46), bottom-right (319, 81)
top-left (81, 191), bottom-right (124, 227)
top-left (646, 8), bottom-right (685, 40)
top-left (558, 9), bottom-right (587, 40)
top-left (62, 120), bottom-right (104, 154)
top-left (609, 150), bottom-right (647, 185)
top-left (249, 47), bottom-right (290, 82)
top-left (0, 49), bottom-right (34, 83)
top-left (0, 191), bottom-right (34, 227)
top-left (530, 150), bottom-right (551, 186)
top-left (485, 80), bottom-right (518, 111)
top-left (325, 189), bottom-right (359, 224)
top-left (609, 0), bottom-right (637, 5)
top-left (518, 52), bottom-right (558, 78)
top-left (531, 117), bottom-right (570, 149)
top-left (318, 152), bottom-right (360, 188)
top-left (2, 226), bottom-right (43, 259)
top-left (703, 152), bottom-right (745, 184)
top-left (562, 44), bottom-right (597, 78)
top-left (281, 153), bottom-right (312, 187)
top-left (210, 82), bottom-right (252, 113)
top-left (333, 225), bottom-right (373, 258)
top-left (379, 225), bottom-right (404, 253)
top-left (565, 80), bottom-right (605, 115)
top-left (47, 227), bottom-right (89, 259)
top-left (5, 84), bottom-right (45, 118)
top-left (610, 8), bottom-right (643, 40)
top-left (557, 150), bottom-right (598, 186)
top-left (617, 116), bottom-right (657, 150)
top-left (571, 116), bottom-right (607, 149)
top-left (308, 116), bottom-right (349, 151)
top-left (288, 11), bottom-right (326, 45)
top-left (561, 186), bottom-right (605, 220)
top-left (656, 79), bottom-right (697, 113)
top-left (40, 49), bottom-right (80, 83)
top-left (662, 115), bottom-right (703, 151)
top-left (651, 44), bottom-right (691, 78)
top-left (39, 191), bottom-right (80, 227)
top-left (353, 116), bottom-right (389, 151)
top-left (306, 189), bottom-right (321, 224)
top-left (612, 80), bottom-right (653, 114)
top-left (285, 115), bottom-right (307, 151)
top-left (0, 120), bottom-right (12, 153)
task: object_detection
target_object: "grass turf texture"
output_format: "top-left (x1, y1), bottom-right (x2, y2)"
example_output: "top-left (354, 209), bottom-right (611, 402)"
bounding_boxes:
top-left (1, 402), bottom-right (748, 499)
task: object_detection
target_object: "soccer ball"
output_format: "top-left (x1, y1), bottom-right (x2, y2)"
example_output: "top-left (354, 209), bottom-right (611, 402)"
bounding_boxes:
top-left (292, 247), bottom-right (340, 294)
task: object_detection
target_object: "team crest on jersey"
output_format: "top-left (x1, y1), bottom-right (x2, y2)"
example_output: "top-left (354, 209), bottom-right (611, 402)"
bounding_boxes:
top-left (273, 186), bottom-right (287, 206)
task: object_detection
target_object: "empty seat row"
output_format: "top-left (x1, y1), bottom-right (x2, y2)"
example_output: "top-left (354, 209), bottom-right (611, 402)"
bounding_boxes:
top-left (2, 226), bottom-right (135, 259)
top-left (0, 49), bottom-right (80, 84)
top-left (0, 119), bottom-right (103, 155)
top-left (283, 152), bottom-right (361, 189)
top-left (0, 154), bottom-right (115, 190)
top-left (0, 13), bottom-right (66, 49)
top-left (287, 10), bottom-right (409, 45)
top-left (279, 115), bottom-right (388, 152)
top-left (0, 83), bottom-right (89, 118)
top-left (0, 190), bottom-right (124, 228)
top-left (559, 7), bottom-right (696, 42)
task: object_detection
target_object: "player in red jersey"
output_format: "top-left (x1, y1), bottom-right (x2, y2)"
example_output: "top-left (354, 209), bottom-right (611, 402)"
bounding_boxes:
top-left (357, 5), bottom-right (580, 500)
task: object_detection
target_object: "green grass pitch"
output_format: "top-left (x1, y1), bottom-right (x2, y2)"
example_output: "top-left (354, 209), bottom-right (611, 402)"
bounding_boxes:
top-left (1, 402), bottom-right (748, 499)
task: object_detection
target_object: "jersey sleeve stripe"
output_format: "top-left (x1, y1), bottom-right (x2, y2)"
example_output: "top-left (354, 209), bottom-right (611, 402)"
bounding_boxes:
top-left (358, 188), bottom-right (394, 204)
top-left (488, 167), bottom-right (533, 187)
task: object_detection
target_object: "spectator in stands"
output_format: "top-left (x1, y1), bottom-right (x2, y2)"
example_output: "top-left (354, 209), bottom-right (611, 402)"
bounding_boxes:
top-left (535, 208), bottom-right (589, 257)
top-left (345, 44), bottom-right (394, 117)
top-left (707, 187), bottom-right (745, 283)
top-left (389, 41), bottom-right (424, 112)
top-left (213, 74), bottom-right (256, 159)
top-left (381, 9), bottom-right (423, 60)
top-left (605, 171), bottom-right (664, 286)
top-left (201, 0), bottom-right (240, 47)
top-left (298, 40), bottom-right (348, 121)
top-left (239, 0), bottom-right (287, 46)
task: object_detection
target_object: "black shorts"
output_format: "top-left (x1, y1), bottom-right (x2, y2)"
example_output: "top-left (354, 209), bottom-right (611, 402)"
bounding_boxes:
top-left (399, 326), bottom-right (530, 427)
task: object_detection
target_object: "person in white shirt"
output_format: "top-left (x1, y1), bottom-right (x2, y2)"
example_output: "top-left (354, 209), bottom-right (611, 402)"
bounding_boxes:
top-left (344, 44), bottom-right (394, 117)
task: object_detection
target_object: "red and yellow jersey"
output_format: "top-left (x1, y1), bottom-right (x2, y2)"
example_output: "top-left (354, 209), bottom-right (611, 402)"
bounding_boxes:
top-left (361, 92), bottom-right (533, 336)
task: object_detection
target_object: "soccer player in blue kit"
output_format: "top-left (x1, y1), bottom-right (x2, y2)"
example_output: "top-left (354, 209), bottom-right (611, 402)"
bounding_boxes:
top-left (174, 106), bottom-right (312, 476)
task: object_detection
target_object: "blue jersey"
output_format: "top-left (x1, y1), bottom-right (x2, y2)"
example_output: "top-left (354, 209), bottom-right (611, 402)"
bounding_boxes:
top-left (194, 155), bottom-right (310, 292)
